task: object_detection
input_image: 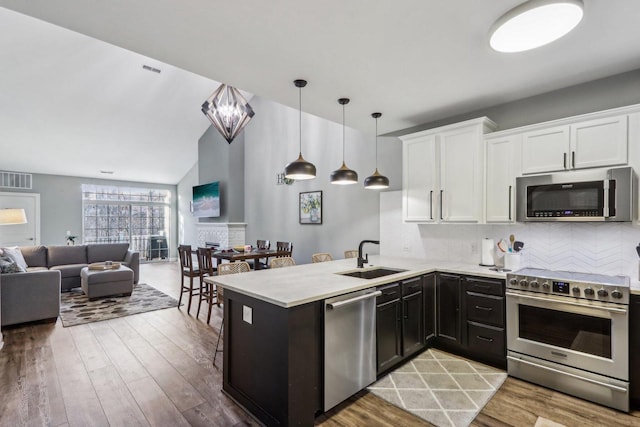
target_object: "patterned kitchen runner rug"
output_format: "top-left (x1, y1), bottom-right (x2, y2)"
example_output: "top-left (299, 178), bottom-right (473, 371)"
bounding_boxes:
top-left (368, 348), bottom-right (507, 427)
top-left (59, 283), bottom-right (178, 327)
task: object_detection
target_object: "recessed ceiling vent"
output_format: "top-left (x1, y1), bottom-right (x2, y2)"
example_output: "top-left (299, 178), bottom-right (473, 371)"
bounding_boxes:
top-left (142, 65), bottom-right (161, 74)
top-left (0, 171), bottom-right (32, 189)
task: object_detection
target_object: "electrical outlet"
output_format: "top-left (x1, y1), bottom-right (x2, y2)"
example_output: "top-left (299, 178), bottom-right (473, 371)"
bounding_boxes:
top-left (471, 242), bottom-right (478, 254)
top-left (242, 305), bottom-right (253, 324)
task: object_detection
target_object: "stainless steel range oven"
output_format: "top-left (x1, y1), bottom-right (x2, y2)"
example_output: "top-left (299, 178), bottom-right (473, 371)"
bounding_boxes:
top-left (506, 268), bottom-right (630, 412)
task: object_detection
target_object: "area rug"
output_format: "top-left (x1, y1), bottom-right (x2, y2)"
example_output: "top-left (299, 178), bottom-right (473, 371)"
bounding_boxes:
top-left (59, 283), bottom-right (179, 327)
top-left (368, 349), bottom-right (507, 427)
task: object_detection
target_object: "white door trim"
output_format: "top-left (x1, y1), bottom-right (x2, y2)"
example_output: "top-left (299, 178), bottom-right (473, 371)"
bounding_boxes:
top-left (0, 191), bottom-right (41, 245)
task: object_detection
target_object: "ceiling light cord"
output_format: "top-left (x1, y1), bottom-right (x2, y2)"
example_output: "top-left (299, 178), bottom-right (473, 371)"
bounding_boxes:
top-left (375, 115), bottom-right (378, 169)
top-left (342, 102), bottom-right (346, 163)
top-left (298, 84), bottom-right (302, 155)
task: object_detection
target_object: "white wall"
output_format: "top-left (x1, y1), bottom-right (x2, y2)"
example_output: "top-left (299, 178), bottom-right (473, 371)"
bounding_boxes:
top-left (381, 191), bottom-right (640, 280)
top-left (243, 96), bottom-right (402, 265)
top-left (176, 162), bottom-right (199, 247)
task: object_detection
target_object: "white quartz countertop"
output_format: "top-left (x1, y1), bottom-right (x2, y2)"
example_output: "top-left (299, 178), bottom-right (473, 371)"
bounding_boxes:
top-left (208, 255), bottom-right (507, 308)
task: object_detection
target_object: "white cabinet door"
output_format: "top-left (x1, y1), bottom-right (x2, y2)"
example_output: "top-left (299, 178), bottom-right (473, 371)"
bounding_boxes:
top-left (403, 136), bottom-right (437, 222)
top-left (570, 115), bottom-right (628, 169)
top-left (521, 125), bottom-right (569, 174)
top-left (440, 126), bottom-right (482, 222)
top-left (485, 136), bottom-right (518, 223)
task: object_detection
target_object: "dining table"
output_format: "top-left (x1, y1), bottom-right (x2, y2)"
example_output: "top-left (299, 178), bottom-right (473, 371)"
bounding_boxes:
top-left (212, 248), bottom-right (292, 270)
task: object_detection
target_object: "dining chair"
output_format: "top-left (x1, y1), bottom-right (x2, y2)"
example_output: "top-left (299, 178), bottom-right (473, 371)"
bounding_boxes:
top-left (312, 252), bottom-right (333, 263)
top-left (178, 245), bottom-right (201, 314)
top-left (252, 239), bottom-right (271, 269)
top-left (196, 247), bottom-right (217, 324)
top-left (269, 256), bottom-right (296, 269)
top-left (276, 241), bottom-right (293, 257)
top-left (344, 250), bottom-right (358, 259)
top-left (214, 261), bottom-right (251, 366)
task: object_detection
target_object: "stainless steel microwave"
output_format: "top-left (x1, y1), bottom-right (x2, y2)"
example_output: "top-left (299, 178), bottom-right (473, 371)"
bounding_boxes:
top-left (516, 167), bottom-right (634, 222)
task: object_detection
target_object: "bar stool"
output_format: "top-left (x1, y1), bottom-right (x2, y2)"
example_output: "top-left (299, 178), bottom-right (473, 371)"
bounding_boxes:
top-left (312, 252), bottom-right (333, 263)
top-left (178, 245), bottom-right (200, 314)
top-left (344, 250), bottom-right (358, 259)
top-left (269, 256), bottom-right (296, 268)
top-left (213, 261), bottom-right (251, 366)
top-left (196, 247), bottom-right (217, 324)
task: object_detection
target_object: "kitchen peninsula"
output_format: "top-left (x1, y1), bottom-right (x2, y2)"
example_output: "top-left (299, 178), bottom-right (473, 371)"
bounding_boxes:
top-left (213, 256), bottom-right (506, 426)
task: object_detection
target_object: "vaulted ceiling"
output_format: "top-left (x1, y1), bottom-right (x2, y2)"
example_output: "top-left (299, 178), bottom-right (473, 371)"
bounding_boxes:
top-left (1, 1), bottom-right (639, 184)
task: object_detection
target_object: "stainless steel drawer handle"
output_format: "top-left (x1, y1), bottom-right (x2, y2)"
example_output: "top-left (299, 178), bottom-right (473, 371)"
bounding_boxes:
top-left (507, 356), bottom-right (628, 393)
top-left (475, 306), bottom-right (493, 311)
top-left (476, 335), bottom-right (494, 342)
top-left (328, 291), bottom-right (382, 309)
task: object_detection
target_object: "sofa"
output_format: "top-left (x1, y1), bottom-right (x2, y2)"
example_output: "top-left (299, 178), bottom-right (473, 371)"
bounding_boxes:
top-left (1, 243), bottom-right (139, 327)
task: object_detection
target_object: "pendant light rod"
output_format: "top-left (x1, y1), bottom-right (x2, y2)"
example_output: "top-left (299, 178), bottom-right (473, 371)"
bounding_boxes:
top-left (330, 97), bottom-right (357, 185)
top-left (284, 79), bottom-right (316, 180)
top-left (295, 79), bottom-right (307, 156)
top-left (339, 98), bottom-right (349, 164)
top-left (364, 111), bottom-right (389, 190)
top-left (372, 112), bottom-right (381, 169)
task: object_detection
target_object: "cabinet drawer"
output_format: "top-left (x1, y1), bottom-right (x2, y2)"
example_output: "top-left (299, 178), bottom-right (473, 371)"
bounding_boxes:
top-left (403, 277), bottom-right (423, 296)
top-left (467, 321), bottom-right (505, 358)
top-left (464, 277), bottom-right (504, 296)
top-left (377, 283), bottom-right (401, 304)
top-left (466, 292), bottom-right (504, 327)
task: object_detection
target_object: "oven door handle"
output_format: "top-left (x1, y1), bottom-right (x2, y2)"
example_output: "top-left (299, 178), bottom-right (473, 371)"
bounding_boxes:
top-left (507, 356), bottom-right (628, 393)
top-left (506, 291), bottom-right (627, 314)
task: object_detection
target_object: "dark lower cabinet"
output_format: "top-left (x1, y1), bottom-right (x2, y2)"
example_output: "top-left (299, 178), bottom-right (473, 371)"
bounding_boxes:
top-left (436, 273), bottom-right (462, 346)
top-left (435, 273), bottom-right (506, 368)
top-left (376, 296), bottom-right (402, 373)
top-left (402, 277), bottom-right (424, 356)
top-left (424, 273), bottom-right (436, 343)
top-left (630, 295), bottom-right (640, 407)
top-left (376, 277), bottom-right (425, 375)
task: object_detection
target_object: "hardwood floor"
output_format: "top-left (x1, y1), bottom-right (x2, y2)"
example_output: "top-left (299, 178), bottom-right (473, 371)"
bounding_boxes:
top-left (1, 261), bottom-right (639, 426)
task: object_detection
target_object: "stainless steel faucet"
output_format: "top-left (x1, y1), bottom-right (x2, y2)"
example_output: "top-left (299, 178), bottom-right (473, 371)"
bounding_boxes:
top-left (357, 240), bottom-right (380, 268)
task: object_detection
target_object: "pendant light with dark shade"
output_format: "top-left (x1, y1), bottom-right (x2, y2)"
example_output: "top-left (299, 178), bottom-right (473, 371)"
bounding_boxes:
top-left (364, 112), bottom-right (390, 190)
top-left (284, 79), bottom-right (316, 180)
top-left (330, 98), bottom-right (358, 185)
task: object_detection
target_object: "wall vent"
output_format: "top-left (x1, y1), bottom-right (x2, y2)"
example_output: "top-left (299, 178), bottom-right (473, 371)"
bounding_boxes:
top-left (0, 171), bottom-right (32, 189)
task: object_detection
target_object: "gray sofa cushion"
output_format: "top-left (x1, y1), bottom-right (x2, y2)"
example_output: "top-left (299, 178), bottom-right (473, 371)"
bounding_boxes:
top-left (1, 247), bottom-right (27, 271)
top-left (1, 269), bottom-right (61, 326)
top-left (20, 245), bottom-right (48, 267)
top-left (50, 263), bottom-right (88, 278)
top-left (0, 256), bottom-right (22, 273)
top-left (26, 266), bottom-right (49, 272)
top-left (87, 243), bottom-right (129, 263)
top-left (48, 245), bottom-right (87, 266)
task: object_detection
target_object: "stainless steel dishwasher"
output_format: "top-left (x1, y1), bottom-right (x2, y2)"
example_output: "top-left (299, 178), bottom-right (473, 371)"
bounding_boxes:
top-left (324, 288), bottom-right (381, 411)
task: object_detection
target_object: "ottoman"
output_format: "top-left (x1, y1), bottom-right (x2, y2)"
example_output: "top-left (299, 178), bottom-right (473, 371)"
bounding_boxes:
top-left (80, 266), bottom-right (134, 301)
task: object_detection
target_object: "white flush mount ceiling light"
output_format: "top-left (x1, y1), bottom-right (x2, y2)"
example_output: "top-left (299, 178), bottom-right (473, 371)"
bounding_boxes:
top-left (489, 0), bottom-right (584, 53)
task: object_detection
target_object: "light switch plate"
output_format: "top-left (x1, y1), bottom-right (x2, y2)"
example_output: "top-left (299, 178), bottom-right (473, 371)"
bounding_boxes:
top-left (242, 305), bottom-right (253, 324)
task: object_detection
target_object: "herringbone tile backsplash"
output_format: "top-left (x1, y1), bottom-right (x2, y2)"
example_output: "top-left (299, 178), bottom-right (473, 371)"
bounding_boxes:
top-left (381, 192), bottom-right (640, 281)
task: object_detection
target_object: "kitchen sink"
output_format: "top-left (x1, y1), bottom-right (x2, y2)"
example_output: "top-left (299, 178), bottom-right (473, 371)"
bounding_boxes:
top-left (337, 267), bottom-right (407, 280)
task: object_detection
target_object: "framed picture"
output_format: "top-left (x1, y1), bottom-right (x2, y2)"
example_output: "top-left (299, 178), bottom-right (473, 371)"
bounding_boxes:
top-left (299, 191), bottom-right (323, 224)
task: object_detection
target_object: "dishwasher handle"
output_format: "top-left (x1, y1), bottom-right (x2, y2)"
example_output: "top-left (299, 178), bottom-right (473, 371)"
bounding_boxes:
top-left (327, 291), bottom-right (382, 309)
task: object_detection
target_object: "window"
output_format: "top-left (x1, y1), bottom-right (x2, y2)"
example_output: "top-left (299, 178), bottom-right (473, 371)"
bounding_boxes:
top-left (82, 184), bottom-right (171, 260)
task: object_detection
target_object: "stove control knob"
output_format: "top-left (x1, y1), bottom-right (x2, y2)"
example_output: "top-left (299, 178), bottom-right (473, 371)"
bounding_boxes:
top-left (542, 282), bottom-right (550, 290)
top-left (584, 287), bottom-right (595, 296)
top-left (530, 281), bottom-right (539, 288)
top-left (597, 289), bottom-right (609, 298)
top-left (611, 290), bottom-right (623, 299)
top-left (572, 287), bottom-right (581, 295)
top-left (519, 279), bottom-right (528, 287)
top-left (509, 278), bottom-right (518, 286)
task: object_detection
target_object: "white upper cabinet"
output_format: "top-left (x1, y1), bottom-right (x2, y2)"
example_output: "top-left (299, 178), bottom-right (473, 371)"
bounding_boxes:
top-left (401, 118), bottom-right (496, 223)
top-left (521, 115), bottom-right (628, 174)
top-left (439, 126), bottom-right (483, 222)
top-left (402, 135), bottom-right (437, 222)
top-left (570, 115), bottom-right (628, 169)
top-left (521, 125), bottom-right (569, 174)
top-left (485, 135), bottom-right (520, 223)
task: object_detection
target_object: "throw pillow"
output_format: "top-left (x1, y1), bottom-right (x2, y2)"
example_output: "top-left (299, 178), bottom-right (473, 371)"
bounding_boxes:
top-left (1, 246), bottom-right (27, 272)
top-left (0, 255), bottom-right (22, 274)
